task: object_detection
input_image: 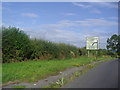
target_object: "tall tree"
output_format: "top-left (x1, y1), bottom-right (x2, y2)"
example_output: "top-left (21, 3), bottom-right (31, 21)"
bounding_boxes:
top-left (117, 35), bottom-right (120, 57)
top-left (106, 34), bottom-right (120, 57)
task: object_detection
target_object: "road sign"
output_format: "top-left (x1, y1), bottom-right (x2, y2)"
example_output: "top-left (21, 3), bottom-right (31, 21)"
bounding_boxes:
top-left (86, 37), bottom-right (99, 50)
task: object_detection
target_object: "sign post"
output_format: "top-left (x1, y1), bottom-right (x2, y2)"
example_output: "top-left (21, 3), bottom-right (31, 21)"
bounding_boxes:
top-left (86, 37), bottom-right (99, 59)
top-left (88, 50), bottom-right (89, 57)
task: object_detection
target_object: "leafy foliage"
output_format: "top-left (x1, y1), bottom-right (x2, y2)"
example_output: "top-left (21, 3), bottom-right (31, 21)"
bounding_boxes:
top-left (106, 34), bottom-right (120, 57)
top-left (2, 26), bottom-right (80, 63)
top-left (2, 26), bottom-right (32, 63)
top-left (2, 26), bottom-right (114, 63)
top-left (30, 40), bottom-right (79, 60)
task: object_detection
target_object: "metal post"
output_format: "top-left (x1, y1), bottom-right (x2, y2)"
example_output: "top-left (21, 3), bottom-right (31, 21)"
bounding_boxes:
top-left (88, 50), bottom-right (89, 57)
top-left (96, 50), bottom-right (98, 60)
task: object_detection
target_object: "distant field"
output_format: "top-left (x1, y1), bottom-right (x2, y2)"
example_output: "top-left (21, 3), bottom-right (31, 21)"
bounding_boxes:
top-left (2, 56), bottom-right (114, 85)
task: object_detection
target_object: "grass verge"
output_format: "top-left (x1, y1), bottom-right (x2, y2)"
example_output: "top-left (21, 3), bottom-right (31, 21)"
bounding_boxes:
top-left (2, 56), bottom-right (115, 86)
top-left (44, 59), bottom-right (115, 88)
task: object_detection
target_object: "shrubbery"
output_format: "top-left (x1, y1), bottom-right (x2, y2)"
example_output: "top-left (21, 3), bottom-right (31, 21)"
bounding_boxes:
top-left (2, 26), bottom-right (80, 63)
top-left (2, 26), bottom-right (114, 63)
top-left (2, 26), bottom-right (32, 63)
top-left (30, 40), bottom-right (79, 60)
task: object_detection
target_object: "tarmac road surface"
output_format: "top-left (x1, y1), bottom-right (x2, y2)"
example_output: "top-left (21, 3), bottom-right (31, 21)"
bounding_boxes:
top-left (62, 59), bottom-right (119, 88)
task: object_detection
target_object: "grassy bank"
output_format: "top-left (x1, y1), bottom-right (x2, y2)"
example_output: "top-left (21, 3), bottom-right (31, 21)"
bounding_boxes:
top-left (2, 56), bottom-right (114, 85)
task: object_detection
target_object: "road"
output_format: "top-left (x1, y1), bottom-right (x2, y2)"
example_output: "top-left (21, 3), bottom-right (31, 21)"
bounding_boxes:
top-left (62, 59), bottom-right (119, 88)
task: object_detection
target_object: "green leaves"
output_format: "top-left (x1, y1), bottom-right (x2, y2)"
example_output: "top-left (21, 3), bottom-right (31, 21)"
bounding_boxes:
top-left (2, 26), bottom-right (32, 63)
top-left (2, 26), bottom-right (80, 63)
top-left (3, 26), bottom-right (113, 63)
top-left (30, 39), bottom-right (79, 60)
top-left (106, 34), bottom-right (120, 57)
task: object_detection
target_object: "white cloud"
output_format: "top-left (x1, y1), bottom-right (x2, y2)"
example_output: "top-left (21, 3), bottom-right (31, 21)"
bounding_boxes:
top-left (40, 20), bottom-right (76, 29)
top-left (7, 17), bottom-right (116, 48)
top-left (62, 13), bottom-right (76, 16)
top-left (72, 2), bottom-right (92, 8)
top-left (97, 2), bottom-right (118, 8)
top-left (21, 13), bottom-right (39, 18)
top-left (72, 2), bottom-right (118, 9)
top-left (22, 18), bottom-right (117, 48)
top-left (76, 18), bottom-right (117, 27)
top-left (40, 18), bottom-right (117, 30)
top-left (23, 27), bottom-right (115, 48)
top-left (23, 28), bottom-right (86, 47)
top-left (90, 9), bottom-right (101, 14)
top-left (107, 17), bottom-right (118, 20)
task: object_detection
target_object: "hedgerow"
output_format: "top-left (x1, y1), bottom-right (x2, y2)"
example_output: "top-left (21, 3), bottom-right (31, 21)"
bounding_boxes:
top-left (2, 26), bottom-right (113, 63)
top-left (2, 26), bottom-right (80, 63)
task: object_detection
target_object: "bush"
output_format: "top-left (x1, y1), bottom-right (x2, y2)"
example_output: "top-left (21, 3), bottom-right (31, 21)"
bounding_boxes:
top-left (78, 47), bottom-right (87, 56)
top-left (2, 26), bottom-right (32, 63)
top-left (30, 40), bottom-right (79, 60)
top-left (2, 26), bottom-right (113, 63)
top-left (2, 26), bottom-right (81, 63)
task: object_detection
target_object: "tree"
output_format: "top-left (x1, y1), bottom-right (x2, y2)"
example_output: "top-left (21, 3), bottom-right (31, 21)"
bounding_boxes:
top-left (106, 34), bottom-right (120, 58)
top-left (2, 26), bottom-right (32, 63)
top-left (117, 35), bottom-right (120, 57)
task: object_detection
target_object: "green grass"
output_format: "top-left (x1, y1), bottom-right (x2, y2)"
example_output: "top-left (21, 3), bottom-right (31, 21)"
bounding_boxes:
top-left (44, 58), bottom-right (114, 88)
top-left (11, 85), bottom-right (26, 88)
top-left (2, 56), bottom-right (114, 85)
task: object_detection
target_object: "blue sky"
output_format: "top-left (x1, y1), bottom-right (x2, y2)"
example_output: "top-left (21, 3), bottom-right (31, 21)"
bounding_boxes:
top-left (2, 2), bottom-right (118, 48)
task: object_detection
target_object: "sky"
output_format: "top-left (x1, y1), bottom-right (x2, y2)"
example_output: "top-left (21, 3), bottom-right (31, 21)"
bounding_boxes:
top-left (2, 2), bottom-right (118, 48)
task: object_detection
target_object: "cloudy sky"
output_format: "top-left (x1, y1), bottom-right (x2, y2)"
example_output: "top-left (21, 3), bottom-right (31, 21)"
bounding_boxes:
top-left (2, 2), bottom-right (118, 48)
